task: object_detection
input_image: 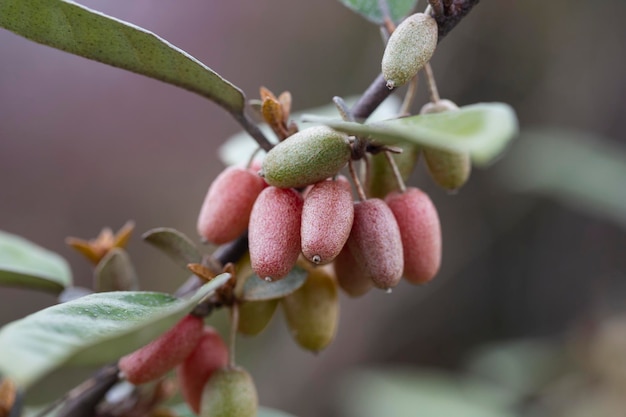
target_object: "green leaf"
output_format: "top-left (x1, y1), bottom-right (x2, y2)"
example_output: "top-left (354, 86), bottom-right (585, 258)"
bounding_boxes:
top-left (0, 0), bottom-right (244, 114)
top-left (0, 230), bottom-right (72, 294)
top-left (495, 128), bottom-right (626, 230)
top-left (241, 266), bottom-right (308, 301)
top-left (337, 0), bottom-right (418, 24)
top-left (142, 228), bottom-right (202, 270)
top-left (304, 103), bottom-right (519, 167)
top-left (257, 406), bottom-right (299, 417)
top-left (170, 403), bottom-right (297, 417)
top-left (0, 273), bottom-right (230, 389)
top-left (94, 248), bottom-right (139, 292)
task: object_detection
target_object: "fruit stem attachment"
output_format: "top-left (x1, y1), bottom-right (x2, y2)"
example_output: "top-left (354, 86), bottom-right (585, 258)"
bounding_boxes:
top-left (349, 160), bottom-right (367, 201)
top-left (400, 75), bottom-right (419, 116)
top-left (229, 302), bottom-right (239, 368)
top-left (427, 0), bottom-right (444, 18)
top-left (424, 62), bottom-right (441, 103)
top-left (384, 151), bottom-right (406, 193)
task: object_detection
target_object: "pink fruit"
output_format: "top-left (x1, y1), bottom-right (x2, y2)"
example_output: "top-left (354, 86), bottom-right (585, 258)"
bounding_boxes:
top-left (119, 315), bottom-right (203, 385)
top-left (197, 166), bottom-right (267, 244)
top-left (385, 187), bottom-right (442, 284)
top-left (177, 327), bottom-right (229, 414)
top-left (301, 177), bottom-right (354, 265)
top-left (347, 199), bottom-right (404, 290)
top-left (333, 244), bottom-right (373, 297)
top-left (249, 187), bottom-right (303, 280)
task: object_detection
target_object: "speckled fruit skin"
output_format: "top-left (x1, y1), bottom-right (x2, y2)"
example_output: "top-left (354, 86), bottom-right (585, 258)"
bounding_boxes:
top-left (347, 199), bottom-right (404, 290)
top-left (177, 327), bottom-right (229, 414)
top-left (197, 166), bottom-right (267, 244)
top-left (281, 267), bottom-right (339, 352)
top-left (301, 176), bottom-right (354, 265)
top-left (260, 126), bottom-right (351, 189)
top-left (249, 187), bottom-right (303, 280)
top-left (119, 315), bottom-right (203, 385)
top-left (385, 187), bottom-right (441, 284)
top-left (200, 367), bottom-right (258, 417)
top-left (382, 13), bottom-right (438, 89)
top-left (237, 298), bottom-right (278, 336)
top-left (333, 244), bottom-right (373, 297)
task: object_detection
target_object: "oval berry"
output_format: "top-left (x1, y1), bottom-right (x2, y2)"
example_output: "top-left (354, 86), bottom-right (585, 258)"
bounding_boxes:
top-left (200, 366), bottom-right (258, 417)
top-left (385, 187), bottom-right (442, 284)
top-left (197, 166), bottom-right (266, 244)
top-left (301, 177), bottom-right (354, 265)
top-left (119, 315), bottom-right (203, 385)
top-left (282, 267), bottom-right (339, 352)
top-left (333, 244), bottom-right (373, 297)
top-left (177, 327), bottom-right (229, 414)
top-left (248, 187), bottom-right (303, 280)
top-left (382, 13), bottom-right (438, 89)
top-left (237, 299), bottom-right (278, 336)
top-left (367, 143), bottom-right (420, 199)
top-left (260, 126), bottom-right (351, 188)
top-left (348, 199), bottom-right (404, 290)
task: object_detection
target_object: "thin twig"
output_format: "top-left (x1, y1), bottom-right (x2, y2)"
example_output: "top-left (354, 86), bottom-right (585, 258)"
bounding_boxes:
top-left (332, 96), bottom-right (356, 122)
top-left (400, 75), bottom-right (419, 116)
top-left (232, 112), bottom-right (274, 152)
top-left (428, 0), bottom-right (444, 18)
top-left (348, 160), bottom-right (367, 201)
top-left (423, 63), bottom-right (441, 103)
top-left (229, 303), bottom-right (239, 368)
top-left (384, 151), bottom-right (407, 193)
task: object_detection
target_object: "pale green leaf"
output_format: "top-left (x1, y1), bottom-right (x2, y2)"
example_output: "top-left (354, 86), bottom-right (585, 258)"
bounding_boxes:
top-left (0, 0), bottom-right (244, 114)
top-left (94, 248), bottom-right (139, 292)
top-left (0, 273), bottom-right (230, 389)
top-left (304, 103), bottom-right (519, 167)
top-left (0, 230), bottom-right (72, 294)
top-left (241, 266), bottom-right (308, 301)
top-left (142, 228), bottom-right (202, 270)
top-left (337, 0), bottom-right (418, 24)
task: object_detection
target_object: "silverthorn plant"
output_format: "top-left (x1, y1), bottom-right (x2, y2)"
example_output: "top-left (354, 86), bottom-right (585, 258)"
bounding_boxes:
top-left (0, 1), bottom-right (518, 416)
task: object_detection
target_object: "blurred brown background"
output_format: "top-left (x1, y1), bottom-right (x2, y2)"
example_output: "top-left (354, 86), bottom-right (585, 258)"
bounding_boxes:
top-left (1, 1), bottom-right (625, 416)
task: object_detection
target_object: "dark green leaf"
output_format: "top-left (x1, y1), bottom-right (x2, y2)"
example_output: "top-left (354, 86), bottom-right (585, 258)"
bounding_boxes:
top-left (94, 248), bottom-right (139, 292)
top-left (142, 228), bottom-right (202, 270)
top-left (241, 266), bottom-right (308, 301)
top-left (304, 103), bottom-right (519, 167)
top-left (337, 0), bottom-right (418, 24)
top-left (0, 273), bottom-right (229, 389)
top-left (0, 230), bottom-right (72, 294)
top-left (0, 0), bottom-right (244, 114)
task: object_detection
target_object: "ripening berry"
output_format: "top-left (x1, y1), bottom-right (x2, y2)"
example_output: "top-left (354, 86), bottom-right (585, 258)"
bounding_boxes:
top-left (119, 315), bottom-right (203, 385)
top-left (348, 199), bottom-right (404, 290)
top-left (197, 166), bottom-right (266, 244)
top-left (282, 267), bottom-right (339, 352)
top-left (301, 176), bottom-right (354, 265)
top-left (366, 144), bottom-right (420, 199)
top-left (200, 367), bottom-right (258, 417)
top-left (333, 244), bottom-right (373, 297)
top-left (177, 327), bottom-right (229, 414)
top-left (385, 187), bottom-right (442, 284)
top-left (237, 299), bottom-right (278, 336)
top-left (382, 13), bottom-right (438, 89)
top-left (249, 187), bottom-right (303, 280)
top-left (260, 126), bottom-right (351, 189)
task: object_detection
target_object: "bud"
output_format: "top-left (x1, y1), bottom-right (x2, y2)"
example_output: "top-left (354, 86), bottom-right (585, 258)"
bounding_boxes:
top-left (119, 315), bottom-right (203, 385)
top-left (348, 199), bottom-right (404, 289)
top-left (249, 187), bottom-right (303, 280)
top-left (197, 166), bottom-right (266, 244)
top-left (333, 244), bottom-right (373, 297)
top-left (382, 13), bottom-right (438, 89)
top-left (385, 187), bottom-right (441, 284)
top-left (200, 367), bottom-right (258, 417)
top-left (237, 299), bottom-right (278, 336)
top-left (177, 327), bottom-right (229, 414)
top-left (282, 267), bottom-right (339, 352)
top-left (260, 126), bottom-right (351, 188)
top-left (301, 177), bottom-right (354, 265)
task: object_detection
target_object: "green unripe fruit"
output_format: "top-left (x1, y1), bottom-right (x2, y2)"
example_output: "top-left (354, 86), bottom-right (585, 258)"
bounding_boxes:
top-left (382, 13), bottom-right (438, 89)
top-left (237, 299), bottom-right (278, 336)
top-left (420, 100), bottom-right (471, 191)
top-left (333, 244), bottom-right (373, 297)
top-left (200, 367), bottom-right (258, 417)
top-left (366, 143), bottom-right (420, 199)
top-left (282, 267), bottom-right (339, 352)
top-left (260, 126), bottom-right (351, 188)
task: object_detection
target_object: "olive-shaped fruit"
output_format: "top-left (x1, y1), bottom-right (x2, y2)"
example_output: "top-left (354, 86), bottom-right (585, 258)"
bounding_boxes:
top-left (200, 367), bottom-right (258, 417)
top-left (382, 13), bottom-right (438, 89)
top-left (333, 244), bottom-right (373, 297)
top-left (366, 143), bottom-right (420, 199)
top-left (237, 299), bottom-right (278, 336)
top-left (260, 126), bottom-right (351, 188)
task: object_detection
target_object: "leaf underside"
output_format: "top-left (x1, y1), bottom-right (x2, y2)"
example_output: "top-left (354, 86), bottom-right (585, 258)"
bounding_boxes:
top-left (337, 0), bottom-right (418, 24)
top-left (241, 266), bottom-right (308, 301)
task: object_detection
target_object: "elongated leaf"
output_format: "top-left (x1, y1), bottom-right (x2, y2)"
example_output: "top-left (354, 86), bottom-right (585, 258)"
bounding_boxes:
top-left (304, 103), bottom-right (519, 167)
top-left (241, 266), bottom-right (308, 301)
top-left (0, 273), bottom-right (229, 389)
top-left (94, 248), bottom-right (139, 292)
top-left (0, 0), bottom-right (244, 114)
top-left (0, 230), bottom-right (72, 293)
top-left (142, 228), bottom-right (202, 270)
top-left (337, 0), bottom-right (418, 24)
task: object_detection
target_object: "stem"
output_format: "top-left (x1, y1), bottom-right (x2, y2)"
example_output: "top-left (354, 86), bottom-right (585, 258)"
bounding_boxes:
top-left (384, 151), bottom-right (406, 193)
top-left (400, 75), bottom-right (419, 116)
top-left (332, 96), bottom-right (355, 122)
top-left (424, 63), bottom-right (441, 103)
top-left (349, 160), bottom-right (367, 201)
top-left (232, 112), bottom-right (273, 152)
top-left (229, 302), bottom-right (239, 368)
top-left (428, 0), bottom-right (444, 18)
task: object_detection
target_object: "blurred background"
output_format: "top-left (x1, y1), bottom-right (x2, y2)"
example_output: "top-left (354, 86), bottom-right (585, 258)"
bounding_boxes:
top-left (1, 1), bottom-right (625, 416)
